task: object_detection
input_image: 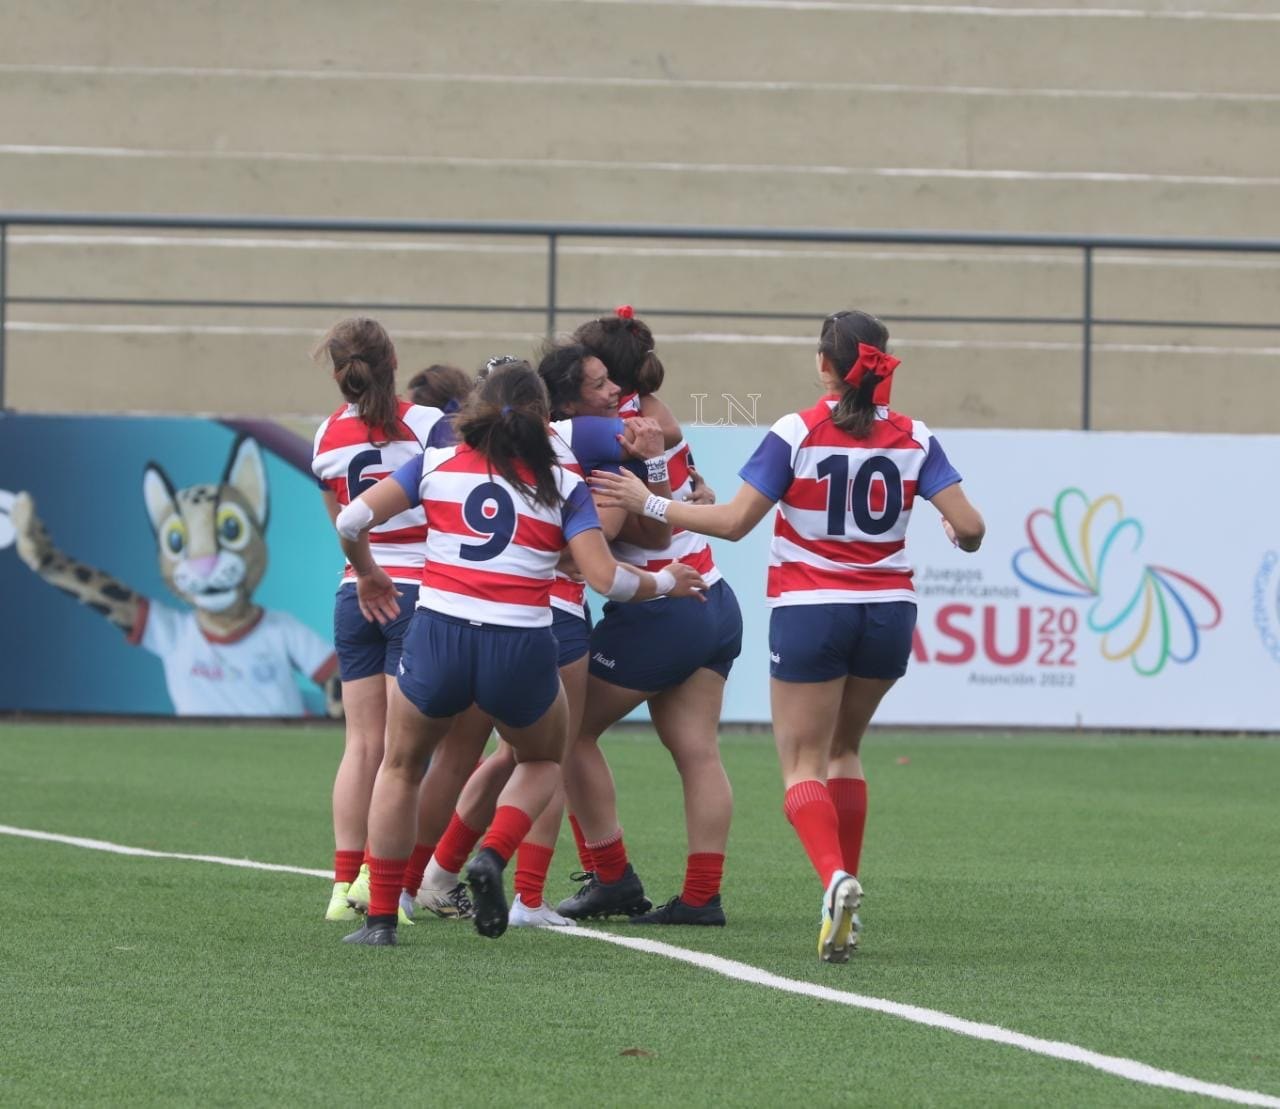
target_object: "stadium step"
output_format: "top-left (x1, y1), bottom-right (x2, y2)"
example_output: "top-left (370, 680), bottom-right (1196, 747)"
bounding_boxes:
top-left (4, 0), bottom-right (1278, 95)
top-left (4, 150), bottom-right (1280, 238)
top-left (4, 69), bottom-right (1280, 178)
top-left (7, 319), bottom-right (1278, 434)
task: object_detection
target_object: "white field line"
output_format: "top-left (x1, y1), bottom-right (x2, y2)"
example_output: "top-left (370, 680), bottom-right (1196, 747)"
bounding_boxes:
top-left (11, 234), bottom-right (1280, 271)
top-left (3, 144), bottom-right (1279, 187)
top-left (2, 63), bottom-right (1277, 103)
top-left (7, 321), bottom-right (1280, 357)
top-left (1, 820), bottom-right (1278, 1108)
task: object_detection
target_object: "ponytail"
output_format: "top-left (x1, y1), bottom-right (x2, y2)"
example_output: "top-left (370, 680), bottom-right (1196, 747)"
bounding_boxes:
top-left (314, 317), bottom-right (400, 446)
top-left (818, 310), bottom-right (894, 441)
top-left (455, 361), bottom-right (562, 509)
top-left (573, 307), bottom-right (657, 395)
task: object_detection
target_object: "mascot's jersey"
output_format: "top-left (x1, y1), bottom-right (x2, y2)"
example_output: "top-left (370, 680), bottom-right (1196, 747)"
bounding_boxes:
top-left (738, 397), bottom-right (961, 607)
top-left (131, 600), bottom-right (337, 716)
top-left (391, 443), bottom-right (601, 628)
top-left (312, 400), bottom-right (451, 583)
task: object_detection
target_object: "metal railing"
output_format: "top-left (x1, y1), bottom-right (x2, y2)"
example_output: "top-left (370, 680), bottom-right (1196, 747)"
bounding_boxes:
top-left (3, 212), bottom-right (1280, 428)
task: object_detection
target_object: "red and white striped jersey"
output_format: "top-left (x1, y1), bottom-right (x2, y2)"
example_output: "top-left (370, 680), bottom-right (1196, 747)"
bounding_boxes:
top-left (549, 420), bottom-right (588, 619)
top-left (312, 400), bottom-right (447, 583)
top-left (406, 444), bottom-right (602, 628)
top-left (738, 396), bottom-right (961, 607)
top-left (613, 393), bottom-right (721, 588)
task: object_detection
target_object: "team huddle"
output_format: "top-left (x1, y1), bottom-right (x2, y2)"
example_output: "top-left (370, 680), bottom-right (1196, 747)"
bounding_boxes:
top-left (311, 307), bottom-right (984, 962)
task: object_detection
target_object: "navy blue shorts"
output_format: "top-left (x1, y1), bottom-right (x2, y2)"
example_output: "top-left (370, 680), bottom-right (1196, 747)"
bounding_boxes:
top-left (551, 605), bottom-right (592, 668)
top-left (769, 601), bottom-right (917, 683)
top-left (333, 581), bottom-right (418, 682)
top-left (396, 608), bottom-right (561, 728)
top-left (588, 578), bottom-right (743, 692)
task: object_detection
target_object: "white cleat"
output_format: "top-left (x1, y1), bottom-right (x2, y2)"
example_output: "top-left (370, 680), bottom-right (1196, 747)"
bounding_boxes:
top-left (818, 870), bottom-right (863, 964)
top-left (414, 882), bottom-right (475, 919)
top-left (508, 894), bottom-right (577, 928)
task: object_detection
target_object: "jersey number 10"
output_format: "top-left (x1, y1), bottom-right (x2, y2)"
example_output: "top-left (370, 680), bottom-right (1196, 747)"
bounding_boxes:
top-left (815, 455), bottom-right (903, 537)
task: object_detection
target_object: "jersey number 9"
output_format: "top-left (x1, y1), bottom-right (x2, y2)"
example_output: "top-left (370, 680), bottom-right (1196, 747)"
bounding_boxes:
top-left (459, 482), bottom-right (517, 562)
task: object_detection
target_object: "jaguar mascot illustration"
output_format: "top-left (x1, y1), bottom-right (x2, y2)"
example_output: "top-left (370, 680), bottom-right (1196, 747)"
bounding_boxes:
top-left (8, 434), bottom-right (340, 717)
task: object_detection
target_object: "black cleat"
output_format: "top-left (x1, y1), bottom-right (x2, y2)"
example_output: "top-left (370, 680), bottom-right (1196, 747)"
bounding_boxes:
top-left (554, 865), bottom-right (652, 920)
top-left (629, 895), bottom-right (726, 927)
top-left (342, 915), bottom-right (398, 946)
top-left (465, 848), bottom-right (509, 939)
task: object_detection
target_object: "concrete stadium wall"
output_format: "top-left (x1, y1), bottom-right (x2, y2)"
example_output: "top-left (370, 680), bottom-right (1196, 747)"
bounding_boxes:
top-left (2, 0), bottom-right (1278, 431)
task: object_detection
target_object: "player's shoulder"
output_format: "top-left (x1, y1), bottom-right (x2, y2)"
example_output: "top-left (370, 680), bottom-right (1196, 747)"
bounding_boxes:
top-left (312, 403), bottom-right (352, 451)
top-left (881, 408), bottom-right (934, 449)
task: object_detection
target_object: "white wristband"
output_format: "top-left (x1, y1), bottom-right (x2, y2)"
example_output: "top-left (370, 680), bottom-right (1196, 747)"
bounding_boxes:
top-left (335, 498), bottom-right (374, 541)
top-left (643, 494), bottom-right (671, 522)
top-left (604, 565), bottom-right (641, 602)
top-left (653, 568), bottom-right (676, 596)
top-left (644, 456), bottom-right (669, 485)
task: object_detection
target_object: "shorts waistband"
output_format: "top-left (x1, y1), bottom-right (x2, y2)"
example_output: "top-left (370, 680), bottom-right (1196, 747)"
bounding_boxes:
top-left (416, 606), bottom-right (545, 633)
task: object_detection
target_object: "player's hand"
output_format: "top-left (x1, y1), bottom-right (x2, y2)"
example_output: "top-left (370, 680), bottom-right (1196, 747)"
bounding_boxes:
top-left (355, 566), bottom-right (400, 624)
top-left (617, 417), bottom-right (665, 463)
top-left (589, 468), bottom-right (650, 514)
top-left (666, 562), bottom-right (708, 601)
top-left (684, 466), bottom-right (716, 504)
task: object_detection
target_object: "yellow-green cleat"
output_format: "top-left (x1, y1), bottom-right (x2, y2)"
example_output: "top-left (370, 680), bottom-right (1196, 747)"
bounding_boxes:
top-left (818, 871), bottom-right (863, 963)
top-left (345, 863), bottom-right (371, 913)
top-left (325, 881), bottom-right (359, 922)
top-left (397, 891), bottom-right (416, 927)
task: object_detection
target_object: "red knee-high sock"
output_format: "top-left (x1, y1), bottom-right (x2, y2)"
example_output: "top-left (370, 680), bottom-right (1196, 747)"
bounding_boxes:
top-left (402, 842), bottom-right (436, 894)
top-left (334, 849), bottom-right (363, 885)
top-left (568, 813), bottom-right (594, 872)
top-left (784, 780), bottom-right (844, 888)
top-left (480, 805), bottom-right (533, 864)
top-left (586, 830), bottom-right (629, 884)
top-left (368, 855), bottom-right (408, 919)
top-left (434, 813), bottom-right (484, 874)
top-left (514, 842), bottom-right (555, 908)
top-left (680, 852), bottom-right (724, 907)
top-left (827, 777), bottom-right (868, 877)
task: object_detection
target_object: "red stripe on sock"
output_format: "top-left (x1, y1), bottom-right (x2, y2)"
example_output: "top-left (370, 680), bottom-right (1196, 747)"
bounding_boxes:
top-left (402, 842), bottom-right (436, 894)
top-left (514, 842), bottom-right (555, 908)
top-left (783, 780), bottom-right (843, 888)
top-left (334, 849), bottom-right (363, 885)
top-left (586, 830), bottom-right (628, 885)
top-left (434, 813), bottom-right (484, 873)
top-left (680, 852), bottom-right (724, 907)
top-left (480, 805), bottom-right (534, 864)
top-left (827, 777), bottom-right (868, 877)
top-left (368, 854), bottom-right (408, 918)
top-left (568, 813), bottom-right (594, 872)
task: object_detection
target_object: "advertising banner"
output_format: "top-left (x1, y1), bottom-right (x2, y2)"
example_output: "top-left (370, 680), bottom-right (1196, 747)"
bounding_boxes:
top-left (686, 427), bottom-right (1280, 731)
top-left (0, 414), bottom-right (341, 717)
top-left (2, 414), bottom-right (1277, 729)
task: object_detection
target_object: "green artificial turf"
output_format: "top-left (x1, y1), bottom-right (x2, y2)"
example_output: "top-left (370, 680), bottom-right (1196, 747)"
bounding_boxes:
top-left (1, 722), bottom-right (1277, 1107)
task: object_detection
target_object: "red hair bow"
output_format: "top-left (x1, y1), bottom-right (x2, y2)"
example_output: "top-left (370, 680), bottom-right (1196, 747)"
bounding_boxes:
top-left (615, 304), bottom-right (635, 320)
top-left (844, 343), bottom-right (901, 405)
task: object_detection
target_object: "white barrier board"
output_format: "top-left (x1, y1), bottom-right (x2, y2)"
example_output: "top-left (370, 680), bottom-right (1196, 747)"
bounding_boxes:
top-left (679, 427), bottom-right (1280, 731)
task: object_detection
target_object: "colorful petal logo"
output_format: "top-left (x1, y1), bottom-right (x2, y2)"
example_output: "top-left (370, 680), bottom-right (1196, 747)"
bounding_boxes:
top-left (1012, 488), bottom-right (1221, 676)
